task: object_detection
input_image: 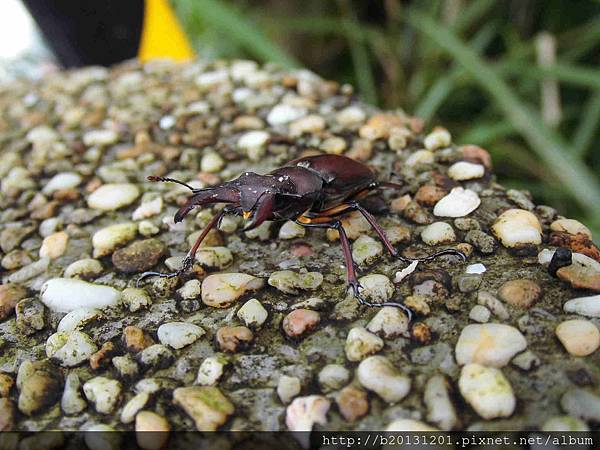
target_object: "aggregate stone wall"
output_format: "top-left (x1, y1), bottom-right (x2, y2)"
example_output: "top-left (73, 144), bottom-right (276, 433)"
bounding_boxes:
top-left (0, 59), bottom-right (599, 434)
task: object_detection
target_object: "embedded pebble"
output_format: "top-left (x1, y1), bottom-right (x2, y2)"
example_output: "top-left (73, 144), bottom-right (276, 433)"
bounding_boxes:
top-left (0, 284), bottom-right (26, 321)
top-left (57, 308), bottom-right (101, 332)
top-left (448, 161), bottom-right (485, 180)
top-left (42, 172), bottom-right (82, 195)
top-left (406, 149), bottom-right (434, 166)
top-left (137, 344), bottom-right (174, 370)
top-left (201, 273), bottom-right (265, 308)
top-left (238, 130), bottom-right (270, 161)
top-left (267, 104), bottom-right (306, 126)
top-left (469, 305), bottom-right (490, 323)
top-left (560, 388), bottom-right (600, 423)
top-left (511, 350), bottom-right (541, 371)
top-left (46, 331), bottom-right (98, 367)
top-left (466, 263), bottom-right (486, 274)
top-left (541, 415), bottom-right (589, 432)
top-left (196, 356), bottom-right (227, 386)
top-left (424, 374), bottom-right (458, 430)
top-left (455, 323), bottom-right (527, 367)
top-left (7, 257), bottom-right (50, 283)
top-left (351, 235), bottom-right (383, 266)
top-left (136, 411), bottom-right (171, 450)
top-left (83, 376), bottom-right (122, 414)
top-left (556, 257), bottom-right (600, 292)
top-left (112, 238), bottom-right (166, 273)
top-left (173, 386), bottom-right (234, 431)
top-left (433, 187), bottom-right (480, 217)
top-left (366, 306), bottom-right (409, 338)
top-left (563, 294), bottom-right (600, 318)
top-left (195, 246), bottom-right (233, 270)
top-left (61, 373), bottom-right (86, 415)
top-left (424, 127), bottom-right (451, 150)
top-left (465, 230), bottom-right (497, 254)
top-left (555, 319), bottom-right (600, 356)
top-left (498, 279), bottom-right (542, 309)
top-left (17, 361), bottom-right (62, 416)
top-left (177, 280), bottom-right (202, 300)
top-left (84, 424), bottom-right (121, 450)
top-left (278, 220), bottom-right (305, 239)
top-left (357, 274), bottom-right (394, 303)
top-left (120, 392), bottom-right (150, 424)
top-left (41, 278), bottom-right (121, 313)
top-left (458, 363), bottom-right (515, 419)
top-left (268, 270), bottom-right (323, 294)
top-left (318, 364), bottom-right (350, 393)
top-left (477, 290), bottom-right (510, 320)
top-left (282, 309), bottom-right (320, 338)
top-left (285, 395), bottom-right (330, 432)
top-left (215, 326), bottom-right (254, 352)
top-left (201, 151), bottom-right (225, 173)
top-left (123, 326), bottom-right (154, 353)
top-left (237, 298), bottom-right (268, 328)
top-left (421, 222), bottom-right (456, 245)
top-left (337, 386), bottom-right (369, 422)
top-left (132, 197), bottom-right (163, 220)
top-left (277, 375), bottom-right (301, 404)
top-left (157, 322), bottom-right (205, 349)
top-left (84, 129), bottom-right (119, 147)
top-left (386, 419), bottom-right (438, 431)
top-left (550, 218), bottom-right (592, 238)
top-left (357, 355), bottom-right (411, 403)
top-left (15, 298), bottom-right (45, 335)
top-left (39, 231), bottom-right (69, 259)
top-left (92, 222), bottom-right (138, 257)
top-left (491, 209), bottom-right (542, 247)
top-left (345, 327), bottom-right (384, 361)
top-left (64, 258), bottom-right (103, 279)
top-left (87, 183), bottom-right (140, 211)
top-left (121, 287), bottom-right (152, 312)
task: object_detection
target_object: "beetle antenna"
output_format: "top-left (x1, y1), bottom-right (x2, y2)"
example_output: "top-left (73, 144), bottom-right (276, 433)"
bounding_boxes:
top-left (147, 175), bottom-right (196, 192)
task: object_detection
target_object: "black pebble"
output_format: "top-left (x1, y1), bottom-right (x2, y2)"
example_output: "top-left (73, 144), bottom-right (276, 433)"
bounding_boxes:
top-left (548, 247), bottom-right (572, 277)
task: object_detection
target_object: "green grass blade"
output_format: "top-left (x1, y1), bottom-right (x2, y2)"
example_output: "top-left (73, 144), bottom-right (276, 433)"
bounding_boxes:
top-left (409, 11), bottom-right (600, 222)
top-left (173, 0), bottom-right (298, 67)
top-left (497, 61), bottom-right (600, 90)
top-left (572, 90), bottom-right (600, 158)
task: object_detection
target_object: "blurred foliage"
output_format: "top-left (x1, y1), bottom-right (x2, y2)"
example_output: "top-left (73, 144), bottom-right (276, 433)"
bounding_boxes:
top-left (171, 0), bottom-right (600, 236)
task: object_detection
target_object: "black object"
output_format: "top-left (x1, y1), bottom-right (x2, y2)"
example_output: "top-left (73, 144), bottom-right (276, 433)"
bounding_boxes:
top-left (548, 247), bottom-right (573, 277)
top-left (22, 0), bottom-right (144, 68)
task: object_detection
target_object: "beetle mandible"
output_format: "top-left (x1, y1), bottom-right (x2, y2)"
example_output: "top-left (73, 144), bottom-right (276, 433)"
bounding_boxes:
top-left (137, 154), bottom-right (466, 318)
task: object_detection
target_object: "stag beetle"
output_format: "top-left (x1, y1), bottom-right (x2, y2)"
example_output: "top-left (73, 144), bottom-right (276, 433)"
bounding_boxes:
top-left (137, 154), bottom-right (466, 318)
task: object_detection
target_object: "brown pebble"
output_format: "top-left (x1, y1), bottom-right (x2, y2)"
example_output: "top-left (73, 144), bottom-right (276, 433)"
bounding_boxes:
top-left (282, 309), bottom-right (320, 338)
top-left (337, 386), bottom-right (369, 422)
top-left (215, 326), bottom-right (254, 353)
top-left (456, 243), bottom-right (474, 257)
top-left (402, 201), bottom-right (433, 225)
top-left (290, 243), bottom-right (314, 257)
top-left (90, 342), bottom-right (115, 370)
top-left (30, 201), bottom-right (59, 220)
top-left (411, 322), bottom-right (432, 344)
top-left (197, 172), bottom-right (221, 186)
top-left (386, 225), bottom-right (411, 245)
top-left (123, 326), bottom-right (154, 353)
top-left (415, 185), bottom-right (447, 206)
top-left (460, 144), bottom-right (492, 169)
top-left (53, 188), bottom-right (80, 202)
top-left (549, 231), bottom-right (600, 264)
top-left (0, 373), bottom-right (14, 397)
top-left (0, 284), bottom-right (26, 321)
top-left (390, 194), bottom-right (412, 213)
top-left (0, 398), bottom-right (15, 431)
top-left (112, 239), bottom-right (166, 273)
top-left (498, 279), bottom-right (542, 309)
top-left (557, 265), bottom-right (600, 293)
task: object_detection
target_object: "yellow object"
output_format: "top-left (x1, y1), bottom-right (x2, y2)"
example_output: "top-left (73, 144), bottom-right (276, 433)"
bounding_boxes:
top-left (138, 0), bottom-right (195, 62)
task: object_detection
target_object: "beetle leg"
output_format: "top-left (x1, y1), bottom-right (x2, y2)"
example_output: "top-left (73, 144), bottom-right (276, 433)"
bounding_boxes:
top-left (136, 211), bottom-right (225, 287)
top-left (348, 201), bottom-right (466, 264)
top-left (295, 215), bottom-right (412, 319)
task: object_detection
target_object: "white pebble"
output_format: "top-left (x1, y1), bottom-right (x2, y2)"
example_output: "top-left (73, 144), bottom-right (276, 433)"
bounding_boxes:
top-left (202, 273), bottom-right (265, 308)
top-left (177, 280), bottom-right (201, 300)
top-left (455, 323), bottom-right (527, 368)
top-left (236, 298), bottom-right (268, 328)
top-left (132, 197), bottom-right (163, 220)
top-left (357, 355), bottom-right (411, 403)
top-left (459, 363), bottom-right (515, 419)
top-left (550, 218), bottom-right (592, 239)
top-left (278, 221), bottom-right (306, 240)
top-left (41, 278), bottom-right (121, 313)
top-left (424, 374), bottom-right (458, 430)
top-left (83, 129), bottom-right (119, 147)
top-left (466, 263), bottom-right (486, 274)
top-left (92, 222), bottom-right (137, 257)
top-left (424, 127), bottom-right (451, 150)
top-left (196, 356), bottom-right (227, 386)
top-left (39, 231), bottom-right (69, 259)
top-left (267, 104), bottom-right (307, 126)
top-left (448, 161), bottom-right (485, 180)
top-left (468, 305), bottom-right (490, 323)
top-left (406, 149), bottom-right (434, 166)
top-left (366, 306), bottom-right (409, 338)
top-left (491, 209), bottom-right (542, 248)
top-left (157, 322), bottom-right (205, 349)
top-left (556, 319), bottom-right (600, 356)
top-left (386, 419), bottom-right (438, 431)
top-left (421, 222), bottom-right (456, 245)
top-left (61, 373), bottom-right (86, 415)
top-left (64, 258), bottom-right (103, 279)
top-left (268, 270), bottom-right (323, 295)
top-left (345, 327), bottom-right (384, 361)
top-left (57, 308), bottom-right (101, 332)
top-left (394, 260), bottom-right (418, 283)
top-left (278, 375), bottom-right (301, 404)
top-left (42, 172), bottom-right (82, 194)
top-left (352, 235), bottom-right (383, 266)
top-left (564, 295), bottom-right (600, 318)
top-left (200, 152), bottom-right (225, 173)
top-left (121, 287), bottom-right (152, 312)
top-left (285, 395), bottom-right (329, 432)
top-left (356, 274), bottom-right (394, 303)
top-left (88, 183), bottom-right (140, 211)
top-left (46, 331), bottom-right (98, 367)
top-left (83, 376), bottom-right (122, 414)
top-left (120, 392), bottom-right (150, 424)
top-left (317, 364), bottom-right (350, 392)
top-left (433, 187), bottom-right (480, 217)
top-left (195, 247), bottom-right (233, 270)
